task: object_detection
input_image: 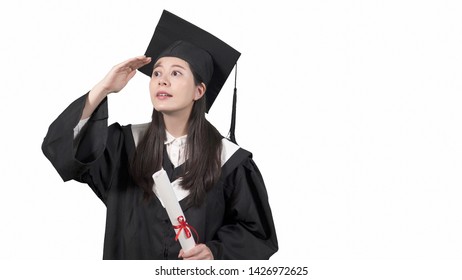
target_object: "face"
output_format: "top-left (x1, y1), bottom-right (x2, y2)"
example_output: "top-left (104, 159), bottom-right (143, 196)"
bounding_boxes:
top-left (149, 56), bottom-right (205, 117)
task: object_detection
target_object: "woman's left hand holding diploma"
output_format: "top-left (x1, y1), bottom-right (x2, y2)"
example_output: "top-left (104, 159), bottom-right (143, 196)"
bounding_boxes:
top-left (178, 244), bottom-right (214, 260)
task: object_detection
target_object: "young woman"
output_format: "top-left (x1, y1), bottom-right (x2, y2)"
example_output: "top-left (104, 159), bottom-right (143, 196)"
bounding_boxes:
top-left (42, 11), bottom-right (277, 260)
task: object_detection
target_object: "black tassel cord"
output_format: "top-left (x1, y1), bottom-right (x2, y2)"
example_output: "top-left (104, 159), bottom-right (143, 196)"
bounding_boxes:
top-left (228, 63), bottom-right (238, 144)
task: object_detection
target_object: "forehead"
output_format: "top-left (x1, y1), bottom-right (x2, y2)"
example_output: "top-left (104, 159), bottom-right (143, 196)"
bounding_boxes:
top-left (154, 56), bottom-right (191, 69)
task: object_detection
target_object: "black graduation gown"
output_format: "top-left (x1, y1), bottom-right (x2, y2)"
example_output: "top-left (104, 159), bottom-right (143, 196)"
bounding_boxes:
top-left (41, 93), bottom-right (278, 260)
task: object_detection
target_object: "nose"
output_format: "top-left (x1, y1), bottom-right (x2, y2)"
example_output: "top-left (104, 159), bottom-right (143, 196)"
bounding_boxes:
top-left (158, 76), bottom-right (169, 86)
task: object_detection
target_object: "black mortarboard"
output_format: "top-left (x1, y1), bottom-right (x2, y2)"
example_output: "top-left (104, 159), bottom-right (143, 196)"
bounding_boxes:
top-left (138, 10), bottom-right (241, 114)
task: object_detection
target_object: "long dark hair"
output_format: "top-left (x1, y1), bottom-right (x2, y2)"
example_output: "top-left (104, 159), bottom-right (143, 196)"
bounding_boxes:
top-left (130, 68), bottom-right (223, 207)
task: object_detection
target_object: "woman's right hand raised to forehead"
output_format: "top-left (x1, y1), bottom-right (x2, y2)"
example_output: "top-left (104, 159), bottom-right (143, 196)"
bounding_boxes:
top-left (81, 56), bottom-right (151, 120)
top-left (97, 56), bottom-right (152, 94)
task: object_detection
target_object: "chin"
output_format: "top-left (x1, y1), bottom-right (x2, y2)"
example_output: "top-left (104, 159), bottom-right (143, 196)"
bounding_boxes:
top-left (153, 104), bottom-right (177, 114)
top-left (152, 101), bottom-right (167, 111)
top-left (153, 105), bottom-right (169, 113)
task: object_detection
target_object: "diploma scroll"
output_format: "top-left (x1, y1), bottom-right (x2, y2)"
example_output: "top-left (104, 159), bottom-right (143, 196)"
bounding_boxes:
top-left (152, 170), bottom-right (196, 252)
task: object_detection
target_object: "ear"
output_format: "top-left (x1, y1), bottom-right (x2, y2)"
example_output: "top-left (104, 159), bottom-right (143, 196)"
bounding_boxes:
top-left (193, 82), bottom-right (206, 101)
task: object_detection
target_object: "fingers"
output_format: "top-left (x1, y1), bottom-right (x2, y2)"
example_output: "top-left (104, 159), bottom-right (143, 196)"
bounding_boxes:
top-left (98, 56), bottom-right (152, 94)
top-left (117, 56), bottom-right (151, 73)
top-left (129, 56), bottom-right (152, 71)
top-left (180, 244), bottom-right (214, 260)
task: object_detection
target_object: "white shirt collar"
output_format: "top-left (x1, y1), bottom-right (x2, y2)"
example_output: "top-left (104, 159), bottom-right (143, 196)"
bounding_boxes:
top-left (164, 130), bottom-right (187, 146)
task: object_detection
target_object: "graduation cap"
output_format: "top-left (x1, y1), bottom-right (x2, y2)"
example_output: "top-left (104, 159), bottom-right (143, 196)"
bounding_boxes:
top-left (138, 10), bottom-right (241, 143)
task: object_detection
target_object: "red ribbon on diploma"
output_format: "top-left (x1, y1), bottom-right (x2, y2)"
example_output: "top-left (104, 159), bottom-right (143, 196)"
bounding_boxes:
top-left (173, 216), bottom-right (199, 243)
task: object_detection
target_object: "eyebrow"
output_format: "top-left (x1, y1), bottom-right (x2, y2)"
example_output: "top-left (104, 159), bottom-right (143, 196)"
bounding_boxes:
top-left (153, 62), bottom-right (187, 70)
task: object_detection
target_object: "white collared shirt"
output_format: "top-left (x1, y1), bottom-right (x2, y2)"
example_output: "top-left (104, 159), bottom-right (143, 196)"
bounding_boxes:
top-left (164, 130), bottom-right (187, 168)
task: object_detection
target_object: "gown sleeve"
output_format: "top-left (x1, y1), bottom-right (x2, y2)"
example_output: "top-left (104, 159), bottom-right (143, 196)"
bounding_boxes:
top-left (41, 93), bottom-right (125, 203)
top-left (206, 157), bottom-right (279, 259)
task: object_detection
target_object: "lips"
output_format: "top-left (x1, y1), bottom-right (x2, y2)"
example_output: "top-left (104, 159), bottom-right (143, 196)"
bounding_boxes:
top-left (156, 91), bottom-right (173, 101)
top-left (156, 91), bottom-right (172, 97)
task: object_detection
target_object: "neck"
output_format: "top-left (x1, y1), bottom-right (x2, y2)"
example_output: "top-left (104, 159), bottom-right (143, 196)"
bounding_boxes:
top-left (162, 111), bottom-right (190, 138)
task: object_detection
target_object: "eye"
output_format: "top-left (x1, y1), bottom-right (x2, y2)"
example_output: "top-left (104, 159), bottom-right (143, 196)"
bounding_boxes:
top-left (152, 70), bottom-right (161, 77)
top-left (172, 70), bottom-right (182, 77)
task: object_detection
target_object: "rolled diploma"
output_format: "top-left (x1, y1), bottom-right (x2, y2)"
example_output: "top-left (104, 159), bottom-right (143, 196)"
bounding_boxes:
top-left (152, 169), bottom-right (196, 252)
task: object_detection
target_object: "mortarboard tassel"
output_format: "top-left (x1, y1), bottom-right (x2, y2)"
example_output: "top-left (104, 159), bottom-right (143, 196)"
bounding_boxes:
top-left (228, 63), bottom-right (238, 144)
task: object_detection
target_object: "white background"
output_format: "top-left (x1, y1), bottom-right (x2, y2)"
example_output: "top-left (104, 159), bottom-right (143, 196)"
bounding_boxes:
top-left (1, 0), bottom-right (462, 278)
